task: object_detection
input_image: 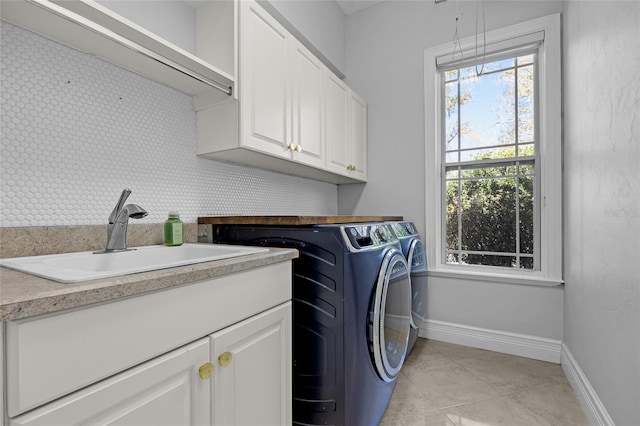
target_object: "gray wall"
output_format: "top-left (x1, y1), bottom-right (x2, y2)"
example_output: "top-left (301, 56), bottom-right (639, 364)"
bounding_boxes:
top-left (563, 1), bottom-right (640, 424)
top-left (263, 0), bottom-right (346, 76)
top-left (340, 0), bottom-right (565, 342)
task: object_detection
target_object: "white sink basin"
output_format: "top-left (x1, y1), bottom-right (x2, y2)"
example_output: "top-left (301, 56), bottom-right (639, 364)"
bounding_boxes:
top-left (0, 244), bottom-right (269, 283)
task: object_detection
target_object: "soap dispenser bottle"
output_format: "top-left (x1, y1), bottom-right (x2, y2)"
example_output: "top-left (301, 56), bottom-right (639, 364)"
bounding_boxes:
top-left (164, 211), bottom-right (184, 246)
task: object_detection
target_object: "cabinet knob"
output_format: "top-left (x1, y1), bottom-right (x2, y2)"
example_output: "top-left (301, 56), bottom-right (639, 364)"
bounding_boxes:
top-left (287, 143), bottom-right (295, 151)
top-left (198, 362), bottom-right (215, 380)
top-left (218, 351), bottom-right (233, 367)
top-left (295, 144), bottom-right (302, 152)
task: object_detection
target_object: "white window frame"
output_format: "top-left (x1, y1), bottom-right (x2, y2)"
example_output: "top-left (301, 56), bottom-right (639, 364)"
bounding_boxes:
top-left (424, 14), bottom-right (562, 286)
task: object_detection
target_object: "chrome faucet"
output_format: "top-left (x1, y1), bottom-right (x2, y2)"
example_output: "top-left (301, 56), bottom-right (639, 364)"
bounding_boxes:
top-left (97, 189), bottom-right (148, 253)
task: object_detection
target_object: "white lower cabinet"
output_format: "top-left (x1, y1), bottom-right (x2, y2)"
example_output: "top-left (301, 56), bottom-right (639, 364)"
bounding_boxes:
top-left (11, 339), bottom-right (212, 426)
top-left (4, 262), bottom-right (293, 426)
top-left (211, 303), bottom-right (292, 426)
top-left (10, 302), bottom-right (292, 426)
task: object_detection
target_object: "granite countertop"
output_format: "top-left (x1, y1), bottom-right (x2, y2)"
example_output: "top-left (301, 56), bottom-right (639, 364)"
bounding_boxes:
top-left (198, 215), bottom-right (404, 225)
top-left (0, 247), bottom-right (298, 322)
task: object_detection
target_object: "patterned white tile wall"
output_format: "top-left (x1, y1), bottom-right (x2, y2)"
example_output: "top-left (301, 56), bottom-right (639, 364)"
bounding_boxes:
top-left (0, 22), bottom-right (338, 227)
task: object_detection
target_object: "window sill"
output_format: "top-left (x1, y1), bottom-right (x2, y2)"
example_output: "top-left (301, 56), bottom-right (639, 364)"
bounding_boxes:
top-left (427, 269), bottom-right (564, 287)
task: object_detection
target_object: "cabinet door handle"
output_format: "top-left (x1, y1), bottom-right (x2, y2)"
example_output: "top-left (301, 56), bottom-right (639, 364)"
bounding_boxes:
top-left (218, 351), bottom-right (233, 367)
top-left (199, 362), bottom-right (215, 380)
top-left (287, 143), bottom-right (295, 151)
top-left (294, 144), bottom-right (302, 152)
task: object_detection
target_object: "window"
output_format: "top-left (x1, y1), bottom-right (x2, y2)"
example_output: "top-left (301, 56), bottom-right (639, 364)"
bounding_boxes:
top-left (444, 53), bottom-right (538, 270)
top-left (424, 15), bottom-right (562, 285)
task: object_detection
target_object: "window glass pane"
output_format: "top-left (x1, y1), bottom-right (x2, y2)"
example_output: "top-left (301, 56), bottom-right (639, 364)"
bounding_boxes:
top-left (445, 69), bottom-right (458, 82)
top-left (460, 66), bottom-right (475, 79)
top-left (518, 160), bottom-right (535, 176)
top-left (445, 151), bottom-right (458, 163)
top-left (517, 54), bottom-right (534, 66)
top-left (446, 251), bottom-right (460, 264)
top-left (460, 177), bottom-right (517, 253)
top-left (520, 256), bottom-right (534, 269)
top-left (459, 70), bottom-right (516, 151)
top-left (481, 57), bottom-right (515, 73)
top-left (519, 175), bottom-right (535, 255)
top-left (446, 181), bottom-right (460, 251)
top-left (445, 168), bottom-right (459, 179)
top-left (461, 253), bottom-right (515, 268)
top-left (445, 81), bottom-right (459, 153)
top-left (460, 146), bottom-right (516, 162)
top-left (509, 160), bottom-right (530, 175)
top-left (517, 64), bottom-right (535, 143)
top-left (459, 164), bottom-right (512, 179)
top-left (518, 143), bottom-right (535, 157)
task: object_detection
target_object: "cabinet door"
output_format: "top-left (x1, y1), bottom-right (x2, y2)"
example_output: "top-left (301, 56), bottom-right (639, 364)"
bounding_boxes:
top-left (350, 90), bottom-right (368, 181)
top-left (291, 40), bottom-right (324, 168)
top-left (324, 72), bottom-right (351, 176)
top-left (210, 302), bottom-right (292, 426)
top-left (240, 0), bottom-right (291, 158)
top-left (11, 339), bottom-right (211, 426)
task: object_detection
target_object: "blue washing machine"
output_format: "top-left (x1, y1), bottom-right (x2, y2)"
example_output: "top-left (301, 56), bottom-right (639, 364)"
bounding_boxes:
top-left (388, 221), bottom-right (428, 354)
top-left (211, 222), bottom-right (412, 425)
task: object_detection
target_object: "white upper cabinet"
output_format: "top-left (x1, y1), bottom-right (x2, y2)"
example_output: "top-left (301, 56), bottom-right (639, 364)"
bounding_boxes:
top-left (0, 0), bottom-right (234, 104)
top-left (325, 74), bottom-right (368, 181)
top-left (325, 73), bottom-right (351, 176)
top-left (239, 1), bottom-right (324, 169)
top-left (239, 0), bottom-right (292, 159)
top-left (291, 40), bottom-right (325, 169)
top-left (197, 0), bottom-right (367, 184)
top-left (349, 90), bottom-right (368, 181)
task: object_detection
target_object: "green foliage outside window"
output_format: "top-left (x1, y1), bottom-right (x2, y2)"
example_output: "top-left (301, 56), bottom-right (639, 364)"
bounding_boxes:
top-left (446, 146), bottom-right (535, 269)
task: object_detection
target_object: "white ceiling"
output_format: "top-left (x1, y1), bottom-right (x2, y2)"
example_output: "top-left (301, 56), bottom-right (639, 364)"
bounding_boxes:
top-left (334, 0), bottom-right (384, 15)
top-left (184, 1), bottom-right (384, 16)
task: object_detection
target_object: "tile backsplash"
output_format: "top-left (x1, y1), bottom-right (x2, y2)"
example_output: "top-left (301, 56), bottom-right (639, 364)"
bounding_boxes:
top-left (0, 22), bottom-right (337, 227)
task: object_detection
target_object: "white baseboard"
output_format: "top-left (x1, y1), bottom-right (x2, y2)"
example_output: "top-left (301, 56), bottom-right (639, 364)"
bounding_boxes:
top-left (560, 343), bottom-right (614, 426)
top-left (419, 319), bottom-right (562, 363)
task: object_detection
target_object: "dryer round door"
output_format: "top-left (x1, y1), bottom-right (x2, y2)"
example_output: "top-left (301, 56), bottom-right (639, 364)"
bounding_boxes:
top-left (407, 239), bottom-right (428, 329)
top-left (370, 249), bottom-right (412, 382)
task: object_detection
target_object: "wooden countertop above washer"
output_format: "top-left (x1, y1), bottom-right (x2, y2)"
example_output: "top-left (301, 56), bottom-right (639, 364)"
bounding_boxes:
top-left (198, 216), bottom-right (404, 225)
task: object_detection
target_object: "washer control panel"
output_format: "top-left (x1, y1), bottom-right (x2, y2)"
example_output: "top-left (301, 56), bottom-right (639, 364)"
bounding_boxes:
top-left (342, 224), bottom-right (398, 251)
top-left (389, 221), bottom-right (417, 238)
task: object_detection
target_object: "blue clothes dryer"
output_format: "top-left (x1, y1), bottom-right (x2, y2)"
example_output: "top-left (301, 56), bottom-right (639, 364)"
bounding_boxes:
top-left (212, 223), bottom-right (412, 425)
top-left (389, 221), bottom-right (428, 354)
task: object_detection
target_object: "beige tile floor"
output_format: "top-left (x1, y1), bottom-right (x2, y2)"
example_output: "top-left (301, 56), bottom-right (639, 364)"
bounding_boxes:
top-left (380, 339), bottom-right (590, 426)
